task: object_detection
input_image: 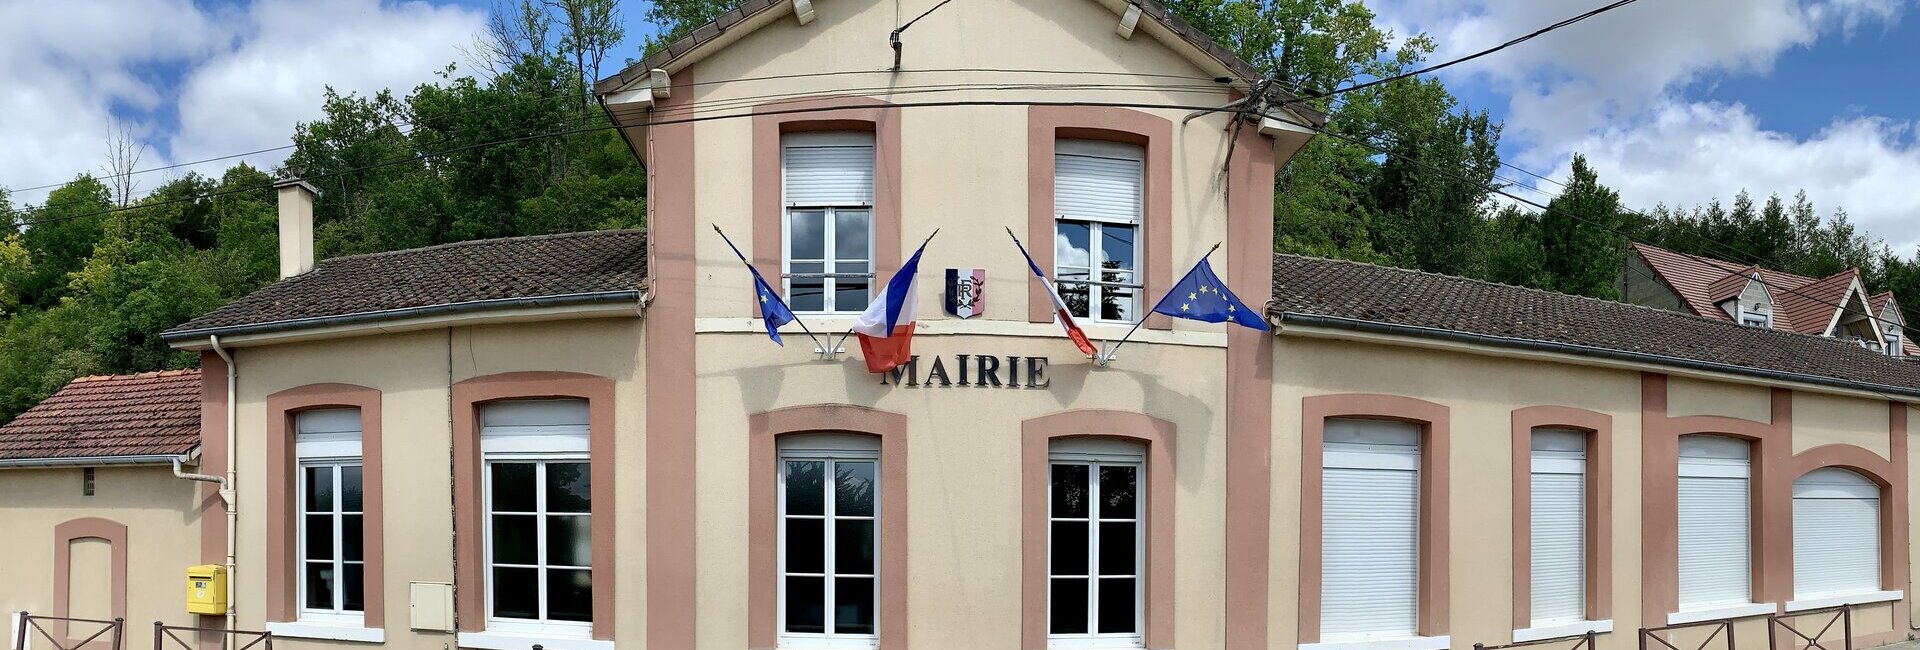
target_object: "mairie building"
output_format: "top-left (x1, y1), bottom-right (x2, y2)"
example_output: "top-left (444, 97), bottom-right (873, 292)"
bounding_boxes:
top-left (4, 2), bottom-right (1920, 650)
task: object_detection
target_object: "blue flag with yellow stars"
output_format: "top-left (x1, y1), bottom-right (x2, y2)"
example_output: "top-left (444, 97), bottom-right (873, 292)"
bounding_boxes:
top-left (1149, 257), bottom-right (1268, 331)
top-left (751, 267), bottom-right (799, 345)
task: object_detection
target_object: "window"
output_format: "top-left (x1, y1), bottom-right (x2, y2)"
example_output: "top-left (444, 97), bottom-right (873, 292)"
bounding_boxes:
top-left (1054, 140), bottom-right (1143, 323)
top-left (482, 400), bottom-right (593, 633)
top-left (1677, 435), bottom-right (1752, 611)
top-left (1048, 438), bottom-right (1144, 647)
top-left (1321, 419), bottom-right (1421, 640)
top-left (1738, 308), bottom-right (1769, 328)
top-left (296, 408), bottom-right (365, 622)
top-left (1886, 331), bottom-right (1902, 357)
top-left (778, 434), bottom-right (880, 647)
top-left (1530, 429), bottom-right (1586, 626)
top-left (783, 132), bottom-right (875, 313)
top-left (1792, 468), bottom-right (1880, 600)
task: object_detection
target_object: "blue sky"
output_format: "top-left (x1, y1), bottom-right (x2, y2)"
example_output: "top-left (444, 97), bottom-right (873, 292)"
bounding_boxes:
top-left (6, 0), bottom-right (1920, 250)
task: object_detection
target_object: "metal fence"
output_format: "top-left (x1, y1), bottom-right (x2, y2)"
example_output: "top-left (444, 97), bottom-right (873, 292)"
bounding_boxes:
top-left (149, 623), bottom-right (269, 650)
top-left (11, 613), bottom-right (123, 650)
top-left (1641, 619), bottom-right (1737, 650)
top-left (1477, 629), bottom-right (1603, 650)
top-left (1768, 606), bottom-right (1851, 650)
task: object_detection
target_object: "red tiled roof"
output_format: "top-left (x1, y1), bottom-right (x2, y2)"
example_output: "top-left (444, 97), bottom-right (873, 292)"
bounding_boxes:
top-left (1627, 243), bottom-right (1865, 335)
top-left (0, 369), bottom-right (201, 461)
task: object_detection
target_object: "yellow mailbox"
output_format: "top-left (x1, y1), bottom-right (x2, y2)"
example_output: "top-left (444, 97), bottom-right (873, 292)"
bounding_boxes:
top-left (186, 565), bottom-right (226, 615)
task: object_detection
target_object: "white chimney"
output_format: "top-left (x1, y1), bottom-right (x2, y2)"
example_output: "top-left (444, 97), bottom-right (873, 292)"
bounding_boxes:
top-left (274, 178), bottom-right (318, 279)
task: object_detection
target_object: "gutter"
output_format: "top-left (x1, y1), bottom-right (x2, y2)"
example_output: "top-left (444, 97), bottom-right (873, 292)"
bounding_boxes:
top-left (160, 290), bottom-right (644, 344)
top-left (1276, 312), bottom-right (1920, 400)
top-left (210, 335), bottom-right (239, 631)
top-left (0, 453), bottom-right (197, 469)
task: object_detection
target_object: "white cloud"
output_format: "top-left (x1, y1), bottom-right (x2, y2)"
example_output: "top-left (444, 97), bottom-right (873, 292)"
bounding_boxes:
top-left (168, 0), bottom-right (485, 169)
top-left (1543, 100), bottom-right (1920, 252)
top-left (0, 0), bottom-right (482, 208)
top-left (0, 0), bottom-right (223, 205)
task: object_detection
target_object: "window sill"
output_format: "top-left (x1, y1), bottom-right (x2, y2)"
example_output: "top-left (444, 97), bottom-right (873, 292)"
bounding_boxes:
top-left (1667, 603), bottom-right (1777, 625)
top-left (1785, 590), bottom-right (1904, 612)
top-left (456, 631), bottom-right (612, 650)
top-left (1046, 634), bottom-right (1145, 649)
top-left (1301, 635), bottom-right (1451, 650)
top-left (777, 635), bottom-right (879, 650)
top-left (1514, 620), bottom-right (1612, 643)
top-left (265, 622), bottom-right (384, 644)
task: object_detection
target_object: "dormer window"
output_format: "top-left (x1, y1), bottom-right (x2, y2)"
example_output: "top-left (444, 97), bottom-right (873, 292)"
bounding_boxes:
top-left (1887, 330), bottom-right (1903, 357)
top-left (1738, 308), bottom-right (1769, 328)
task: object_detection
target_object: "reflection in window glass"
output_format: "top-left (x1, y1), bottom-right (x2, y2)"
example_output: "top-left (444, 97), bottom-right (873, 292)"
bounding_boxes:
top-left (780, 449), bottom-right (879, 641)
top-left (487, 460), bottom-right (593, 624)
top-left (1048, 459), bottom-right (1141, 639)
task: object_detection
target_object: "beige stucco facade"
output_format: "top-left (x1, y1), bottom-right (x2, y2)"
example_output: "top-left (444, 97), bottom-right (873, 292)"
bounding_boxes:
top-left (6, 2), bottom-right (1918, 650)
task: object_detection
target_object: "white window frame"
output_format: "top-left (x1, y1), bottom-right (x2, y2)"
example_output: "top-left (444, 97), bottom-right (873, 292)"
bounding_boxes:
top-left (1047, 438), bottom-right (1146, 649)
top-left (1886, 331), bottom-right (1902, 357)
top-left (777, 434), bottom-right (882, 649)
top-left (1738, 307), bottom-right (1770, 328)
top-left (1528, 429), bottom-right (1589, 629)
top-left (1054, 140), bottom-right (1144, 324)
top-left (294, 409), bottom-right (365, 625)
top-left (782, 132), bottom-right (876, 314)
top-left (480, 400), bottom-right (593, 638)
top-left (1674, 435), bottom-right (1758, 620)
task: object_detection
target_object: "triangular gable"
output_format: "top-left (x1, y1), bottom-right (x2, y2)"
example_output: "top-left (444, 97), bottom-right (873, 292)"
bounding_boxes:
top-left (1818, 275), bottom-right (1880, 341)
top-left (594, 0), bottom-right (1323, 126)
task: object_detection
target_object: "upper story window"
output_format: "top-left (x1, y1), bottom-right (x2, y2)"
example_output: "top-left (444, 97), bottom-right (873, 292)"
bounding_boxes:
top-left (1529, 428), bottom-right (1587, 627)
top-left (1048, 437), bottom-right (1144, 647)
top-left (296, 408), bottom-right (365, 622)
top-left (1054, 140), bottom-right (1143, 323)
top-left (783, 132), bottom-right (875, 314)
top-left (1792, 468), bottom-right (1881, 601)
top-left (1321, 419), bottom-right (1422, 640)
top-left (1676, 435), bottom-right (1752, 612)
top-left (1886, 329), bottom-right (1903, 357)
top-left (779, 433), bottom-right (880, 647)
top-left (1737, 305), bottom-right (1770, 328)
top-left (481, 400), bottom-right (593, 634)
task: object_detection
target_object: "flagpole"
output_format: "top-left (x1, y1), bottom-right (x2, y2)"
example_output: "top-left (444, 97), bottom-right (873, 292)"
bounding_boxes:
top-left (711, 224), bottom-right (831, 355)
top-left (1098, 241), bottom-right (1222, 366)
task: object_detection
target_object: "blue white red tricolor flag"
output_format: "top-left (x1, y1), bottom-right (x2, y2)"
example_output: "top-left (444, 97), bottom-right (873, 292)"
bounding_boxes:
top-left (852, 234), bottom-right (936, 373)
top-left (1007, 228), bottom-right (1097, 357)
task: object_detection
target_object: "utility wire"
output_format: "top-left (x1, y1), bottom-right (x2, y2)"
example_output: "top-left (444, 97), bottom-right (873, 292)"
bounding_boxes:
top-left (1287, 0), bottom-right (1646, 104)
top-left (13, 78), bottom-right (1232, 218)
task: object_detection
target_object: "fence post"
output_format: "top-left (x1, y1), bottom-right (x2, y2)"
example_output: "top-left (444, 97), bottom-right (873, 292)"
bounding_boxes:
top-left (1727, 620), bottom-right (1737, 650)
top-left (13, 612), bottom-right (26, 650)
top-left (1842, 607), bottom-right (1852, 650)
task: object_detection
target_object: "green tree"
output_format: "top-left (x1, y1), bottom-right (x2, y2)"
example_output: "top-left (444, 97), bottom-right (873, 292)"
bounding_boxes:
top-left (18, 175), bottom-right (111, 307)
top-left (1541, 155), bottom-right (1623, 298)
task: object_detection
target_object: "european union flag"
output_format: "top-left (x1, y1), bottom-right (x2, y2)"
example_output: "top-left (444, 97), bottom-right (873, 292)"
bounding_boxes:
top-left (1150, 257), bottom-right (1268, 331)
top-left (751, 267), bottom-right (799, 345)
top-left (714, 224), bottom-right (800, 346)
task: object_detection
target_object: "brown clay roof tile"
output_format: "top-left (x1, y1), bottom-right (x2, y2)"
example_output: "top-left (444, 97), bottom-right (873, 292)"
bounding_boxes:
top-left (0, 370), bottom-right (201, 461)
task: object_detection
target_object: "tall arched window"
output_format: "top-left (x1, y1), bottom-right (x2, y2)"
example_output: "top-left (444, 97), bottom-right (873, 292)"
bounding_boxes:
top-left (1676, 435), bottom-right (1752, 612)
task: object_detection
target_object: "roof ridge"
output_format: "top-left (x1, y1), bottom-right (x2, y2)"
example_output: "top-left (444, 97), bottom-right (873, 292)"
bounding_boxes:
top-left (1270, 252), bottom-right (1882, 349)
top-left (73, 368), bottom-right (203, 382)
top-left (324, 229), bottom-right (648, 264)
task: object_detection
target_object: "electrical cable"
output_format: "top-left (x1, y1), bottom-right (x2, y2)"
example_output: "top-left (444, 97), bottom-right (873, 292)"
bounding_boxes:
top-left (1288, 0), bottom-right (1646, 104)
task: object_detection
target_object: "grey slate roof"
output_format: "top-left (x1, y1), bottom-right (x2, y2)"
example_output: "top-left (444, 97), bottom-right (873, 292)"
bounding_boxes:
top-left (163, 230), bottom-right (647, 340)
top-left (1268, 253), bottom-right (1920, 397)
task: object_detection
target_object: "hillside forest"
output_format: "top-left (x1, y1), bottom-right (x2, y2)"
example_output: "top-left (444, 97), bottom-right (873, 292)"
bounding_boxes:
top-left (0, 0), bottom-right (1913, 422)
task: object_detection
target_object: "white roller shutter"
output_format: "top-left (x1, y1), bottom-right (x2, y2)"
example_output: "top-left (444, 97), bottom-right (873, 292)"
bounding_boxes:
top-left (1531, 429), bottom-right (1587, 625)
top-left (1677, 436), bottom-right (1752, 610)
top-left (1055, 140), bottom-right (1143, 224)
top-left (1321, 419), bottom-right (1421, 639)
top-left (295, 408), bottom-right (362, 458)
top-left (782, 132), bottom-right (874, 206)
top-left (1793, 468), bottom-right (1880, 599)
top-left (481, 399), bottom-right (590, 454)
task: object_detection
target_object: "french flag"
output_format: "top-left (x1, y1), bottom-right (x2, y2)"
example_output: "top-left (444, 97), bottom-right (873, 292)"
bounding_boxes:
top-left (852, 235), bottom-right (934, 373)
top-left (1008, 228), bottom-right (1097, 357)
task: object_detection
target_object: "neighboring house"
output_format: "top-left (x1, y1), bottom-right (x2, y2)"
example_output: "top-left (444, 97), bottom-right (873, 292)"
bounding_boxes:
top-left (1620, 242), bottom-right (1911, 356)
top-left (0, 370), bottom-right (209, 638)
top-left (4, 3), bottom-right (1917, 650)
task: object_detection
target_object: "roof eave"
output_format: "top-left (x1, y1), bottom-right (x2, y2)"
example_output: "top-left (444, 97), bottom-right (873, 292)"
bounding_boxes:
top-left (0, 450), bottom-right (198, 469)
top-left (1274, 310), bottom-right (1920, 401)
top-left (163, 289), bottom-right (646, 349)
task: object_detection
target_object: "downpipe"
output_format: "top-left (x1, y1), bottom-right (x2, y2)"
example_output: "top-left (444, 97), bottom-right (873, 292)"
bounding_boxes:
top-left (209, 336), bottom-right (238, 632)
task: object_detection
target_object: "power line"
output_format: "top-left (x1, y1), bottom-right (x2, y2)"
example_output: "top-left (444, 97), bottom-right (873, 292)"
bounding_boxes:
top-left (11, 77), bottom-right (1233, 217)
top-left (12, 96), bottom-right (1253, 230)
top-left (1286, 0), bottom-right (1646, 105)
